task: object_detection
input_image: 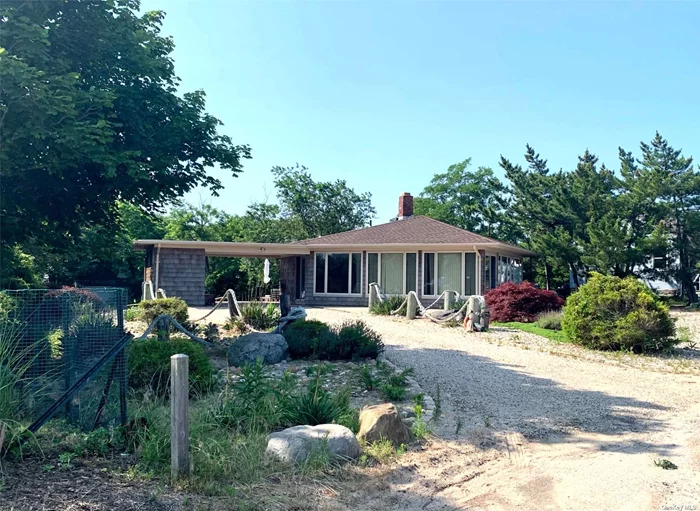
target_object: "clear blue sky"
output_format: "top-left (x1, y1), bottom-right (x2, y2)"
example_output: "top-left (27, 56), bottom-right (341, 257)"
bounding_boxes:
top-left (142, 0), bottom-right (699, 223)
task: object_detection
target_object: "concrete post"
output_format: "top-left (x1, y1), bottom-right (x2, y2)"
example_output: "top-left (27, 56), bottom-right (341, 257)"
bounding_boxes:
top-left (171, 354), bottom-right (190, 481)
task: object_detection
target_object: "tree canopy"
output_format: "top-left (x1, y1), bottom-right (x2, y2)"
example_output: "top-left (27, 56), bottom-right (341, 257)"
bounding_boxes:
top-left (272, 164), bottom-right (376, 238)
top-left (0, 0), bottom-right (250, 250)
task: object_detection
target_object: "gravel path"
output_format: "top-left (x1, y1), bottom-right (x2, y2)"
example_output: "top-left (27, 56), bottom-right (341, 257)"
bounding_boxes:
top-left (307, 308), bottom-right (700, 511)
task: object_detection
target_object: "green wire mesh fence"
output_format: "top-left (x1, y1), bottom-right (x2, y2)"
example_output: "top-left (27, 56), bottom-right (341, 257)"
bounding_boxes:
top-left (0, 287), bottom-right (128, 431)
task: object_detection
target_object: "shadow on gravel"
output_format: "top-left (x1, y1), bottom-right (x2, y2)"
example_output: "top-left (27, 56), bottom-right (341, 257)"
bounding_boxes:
top-left (386, 346), bottom-right (671, 453)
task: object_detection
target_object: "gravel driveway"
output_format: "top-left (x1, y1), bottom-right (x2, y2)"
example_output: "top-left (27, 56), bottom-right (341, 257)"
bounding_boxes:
top-left (307, 308), bottom-right (700, 511)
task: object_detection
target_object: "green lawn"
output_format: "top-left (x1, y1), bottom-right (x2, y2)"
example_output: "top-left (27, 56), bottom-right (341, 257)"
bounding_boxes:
top-left (492, 322), bottom-right (571, 344)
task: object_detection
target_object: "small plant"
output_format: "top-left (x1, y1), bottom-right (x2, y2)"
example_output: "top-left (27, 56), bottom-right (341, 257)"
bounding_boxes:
top-left (412, 393), bottom-right (425, 408)
top-left (58, 451), bottom-right (76, 470)
top-left (369, 295), bottom-right (407, 316)
top-left (433, 384), bottom-right (442, 422)
top-left (380, 384), bottom-right (407, 401)
top-left (483, 415), bottom-right (492, 428)
top-left (654, 458), bottom-right (678, 470)
top-left (240, 302), bottom-right (280, 331)
top-left (485, 282), bottom-right (564, 323)
top-left (455, 416), bottom-right (463, 437)
top-left (362, 438), bottom-right (405, 463)
top-left (202, 322), bottom-right (220, 343)
top-left (411, 417), bottom-right (430, 439)
top-left (124, 306), bottom-right (139, 322)
top-left (41, 464), bottom-right (55, 473)
top-left (535, 310), bottom-right (564, 331)
top-left (223, 316), bottom-right (249, 336)
top-left (358, 365), bottom-right (378, 391)
top-left (305, 362), bottom-right (335, 377)
top-left (128, 337), bottom-right (215, 396)
top-left (284, 374), bottom-right (351, 427)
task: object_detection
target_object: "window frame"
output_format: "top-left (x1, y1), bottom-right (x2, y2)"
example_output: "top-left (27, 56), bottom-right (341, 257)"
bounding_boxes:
top-left (422, 251), bottom-right (465, 298)
top-left (313, 252), bottom-right (363, 296)
top-left (366, 252), bottom-right (418, 296)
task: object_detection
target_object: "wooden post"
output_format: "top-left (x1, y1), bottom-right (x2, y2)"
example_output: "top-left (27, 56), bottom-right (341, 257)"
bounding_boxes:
top-left (406, 292), bottom-right (417, 320)
top-left (444, 290), bottom-right (454, 311)
top-left (171, 354), bottom-right (190, 480)
top-left (368, 284), bottom-right (377, 311)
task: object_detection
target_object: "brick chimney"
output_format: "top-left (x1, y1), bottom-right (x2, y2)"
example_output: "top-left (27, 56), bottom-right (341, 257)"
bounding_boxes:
top-left (398, 192), bottom-right (413, 220)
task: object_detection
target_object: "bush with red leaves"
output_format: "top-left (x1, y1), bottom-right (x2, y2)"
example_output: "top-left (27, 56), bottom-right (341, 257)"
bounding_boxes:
top-left (485, 282), bottom-right (564, 323)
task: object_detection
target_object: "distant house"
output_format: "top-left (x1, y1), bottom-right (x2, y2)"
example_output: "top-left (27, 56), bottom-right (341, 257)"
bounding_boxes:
top-left (133, 193), bottom-right (535, 306)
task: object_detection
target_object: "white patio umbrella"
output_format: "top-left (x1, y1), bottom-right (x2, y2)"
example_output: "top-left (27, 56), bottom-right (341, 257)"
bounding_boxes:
top-left (263, 258), bottom-right (271, 284)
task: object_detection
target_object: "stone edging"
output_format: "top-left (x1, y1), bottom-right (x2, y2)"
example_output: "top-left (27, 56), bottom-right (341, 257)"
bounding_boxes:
top-left (378, 356), bottom-right (436, 423)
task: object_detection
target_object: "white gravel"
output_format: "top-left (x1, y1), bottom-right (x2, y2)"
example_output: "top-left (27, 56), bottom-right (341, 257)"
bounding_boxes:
top-left (306, 307), bottom-right (700, 511)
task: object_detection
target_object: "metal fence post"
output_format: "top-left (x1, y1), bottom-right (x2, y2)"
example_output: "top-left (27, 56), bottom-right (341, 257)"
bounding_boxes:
top-left (170, 354), bottom-right (190, 480)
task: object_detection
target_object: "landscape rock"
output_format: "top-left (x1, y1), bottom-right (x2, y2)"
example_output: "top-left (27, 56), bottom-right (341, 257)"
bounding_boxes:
top-left (358, 403), bottom-right (412, 446)
top-left (227, 332), bottom-right (288, 367)
top-left (266, 424), bottom-right (361, 464)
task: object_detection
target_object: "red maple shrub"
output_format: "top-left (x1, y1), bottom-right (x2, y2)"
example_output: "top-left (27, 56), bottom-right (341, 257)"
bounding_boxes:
top-left (485, 282), bottom-right (564, 323)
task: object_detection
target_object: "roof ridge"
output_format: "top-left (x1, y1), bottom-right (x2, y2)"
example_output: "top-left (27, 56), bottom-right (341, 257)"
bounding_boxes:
top-left (417, 216), bottom-right (501, 243)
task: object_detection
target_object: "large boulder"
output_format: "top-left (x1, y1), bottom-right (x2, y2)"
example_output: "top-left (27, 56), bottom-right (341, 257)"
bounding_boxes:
top-left (358, 403), bottom-right (411, 446)
top-left (227, 332), bottom-right (288, 367)
top-left (266, 424), bottom-right (361, 464)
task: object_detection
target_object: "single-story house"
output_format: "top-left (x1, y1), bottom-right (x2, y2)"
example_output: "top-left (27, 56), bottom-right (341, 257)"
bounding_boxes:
top-left (133, 193), bottom-right (536, 306)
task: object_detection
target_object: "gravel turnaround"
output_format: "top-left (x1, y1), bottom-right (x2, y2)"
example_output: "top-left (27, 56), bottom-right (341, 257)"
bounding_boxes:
top-left (307, 307), bottom-right (700, 511)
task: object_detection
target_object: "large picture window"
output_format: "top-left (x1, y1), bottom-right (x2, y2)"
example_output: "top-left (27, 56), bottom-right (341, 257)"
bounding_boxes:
top-left (423, 252), bottom-right (463, 296)
top-left (314, 252), bottom-right (362, 294)
top-left (367, 253), bottom-right (417, 295)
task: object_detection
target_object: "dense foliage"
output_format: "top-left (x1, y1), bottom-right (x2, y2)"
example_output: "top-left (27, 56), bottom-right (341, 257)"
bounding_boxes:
top-left (136, 298), bottom-right (189, 326)
top-left (283, 320), bottom-right (331, 358)
top-left (369, 296), bottom-right (408, 316)
top-left (315, 320), bottom-right (385, 361)
top-left (240, 302), bottom-right (280, 331)
top-left (0, 0), bottom-right (250, 286)
top-left (486, 282), bottom-right (564, 323)
top-left (535, 311), bottom-right (564, 331)
top-left (128, 337), bottom-right (214, 395)
top-left (281, 319), bottom-right (383, 360)
top-left (562, 273), bottom-right (677, 352)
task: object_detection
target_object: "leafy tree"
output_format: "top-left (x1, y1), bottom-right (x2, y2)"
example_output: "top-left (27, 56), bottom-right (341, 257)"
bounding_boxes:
top-left (413, 159), bottom-right (520, 242)
top-left (0, 0), bottom-right (250, 252)
top-left (272, 164), bottom-right (375, 237)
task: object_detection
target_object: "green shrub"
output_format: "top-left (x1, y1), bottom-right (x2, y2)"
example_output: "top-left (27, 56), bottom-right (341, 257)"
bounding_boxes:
top-left (283, 381), bottom-right (351, 427)
top-left (562, 273), bottom-right (677, 352)
top-left (223, 316), bottom-right (249, 336)
top-left (240, 302), bottom-right (279, 331)
top-left (535, 310), bottom-right (563, 331)
top-left (136, 298), bottom-right (189, 325)
top-left (282, 319), bottom-right (330, 358)
top-left (315, 320), bottom-right (384, 361)
top-left (212, 359), bottom-right (286, 433)
top-left (127, 338), bottom-right (215, 395)
top-left (124, 306), bottom-right (139, 322)
top-left (370, 295), bottom-right (406, 315)
top-left (380, 384), bottom-right (407, 401)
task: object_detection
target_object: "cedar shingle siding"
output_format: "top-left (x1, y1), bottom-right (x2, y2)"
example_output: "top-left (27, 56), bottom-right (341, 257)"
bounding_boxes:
top-left (156, 248), bottom-right (206, 305)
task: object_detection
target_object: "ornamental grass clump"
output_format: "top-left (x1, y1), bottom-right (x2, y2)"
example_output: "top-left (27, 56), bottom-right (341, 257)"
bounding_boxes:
top-left (562, 273), bottom-right (677, 353)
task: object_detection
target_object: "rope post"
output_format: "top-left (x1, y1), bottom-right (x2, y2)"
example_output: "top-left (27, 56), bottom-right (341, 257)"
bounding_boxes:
top-left (171, 354), bottom-right (190, 481)
top-left (368, 284), bottom-right (377, 311)
top-left (406, 292), bottom-right (417, 320)
top-left (468, 296), bottom-right (481, 327)
top-left (444, 290), bottom-right (455, 311)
